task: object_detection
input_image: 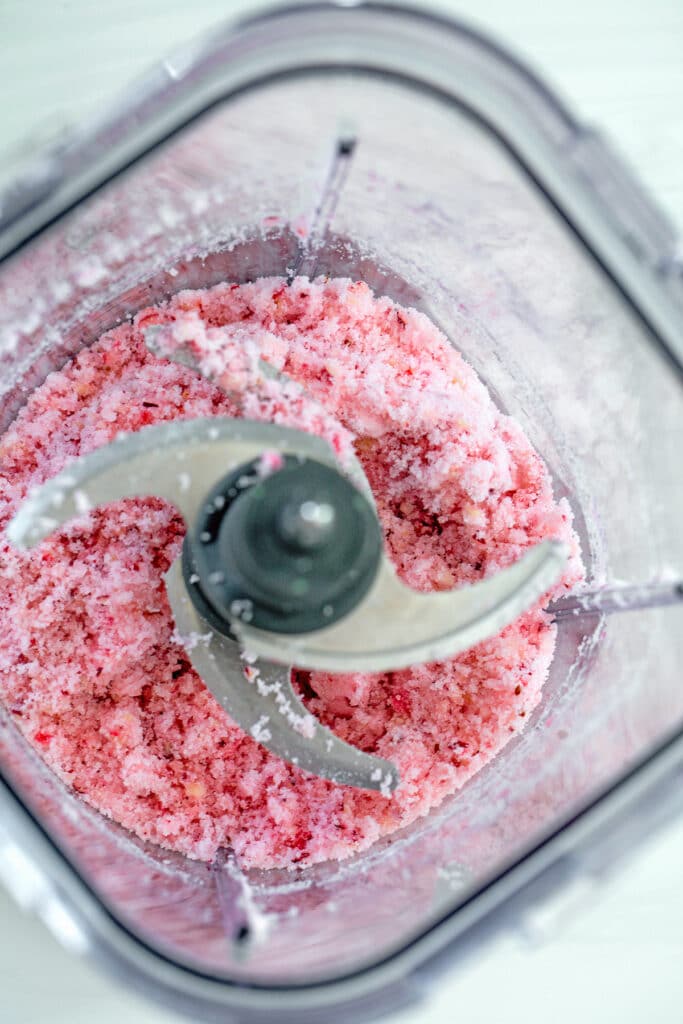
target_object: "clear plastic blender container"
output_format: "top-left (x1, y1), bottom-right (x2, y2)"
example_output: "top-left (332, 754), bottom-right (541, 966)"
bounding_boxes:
top-left (0, 4), bottom-right (682, 1021)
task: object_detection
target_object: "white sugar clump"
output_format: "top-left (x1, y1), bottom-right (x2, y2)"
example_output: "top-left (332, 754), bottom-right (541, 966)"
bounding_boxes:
top-left (171, 628), bottom-right (213, 651)
top-left (380, 773), bottom-right (394, 798)
top-left (247, 671), bottom-right (319, 739)
top-left (250, 715), bottom-right (272, 744)
top-left (229, 598), bottom-right (254, 623)
top-left (297, 714), bottom-right (316, 740)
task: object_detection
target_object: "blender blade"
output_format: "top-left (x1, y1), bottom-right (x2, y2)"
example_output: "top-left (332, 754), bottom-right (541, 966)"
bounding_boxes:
top-left (6, 414), bottom-right (566, 789)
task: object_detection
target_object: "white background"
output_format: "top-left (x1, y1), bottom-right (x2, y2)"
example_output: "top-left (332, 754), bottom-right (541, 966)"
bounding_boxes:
top-left (1, 1), bottom-right (682, 1021)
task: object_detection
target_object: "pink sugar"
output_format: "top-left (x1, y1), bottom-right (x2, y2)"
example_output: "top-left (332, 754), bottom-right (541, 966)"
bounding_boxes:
top-left (0, 277), bottom-right (583, 870)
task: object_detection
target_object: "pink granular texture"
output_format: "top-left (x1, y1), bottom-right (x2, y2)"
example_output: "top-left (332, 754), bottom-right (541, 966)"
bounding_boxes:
top-left (0, 277), bottom-right (582, 869)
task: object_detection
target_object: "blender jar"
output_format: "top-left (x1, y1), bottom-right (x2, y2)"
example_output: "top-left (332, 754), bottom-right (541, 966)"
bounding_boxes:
top-left (0, 3), bottom-right (682, 1021)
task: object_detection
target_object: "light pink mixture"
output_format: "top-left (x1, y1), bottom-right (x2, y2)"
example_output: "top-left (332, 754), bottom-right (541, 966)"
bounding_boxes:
top-left (0, 277), bottom-right (582, 869)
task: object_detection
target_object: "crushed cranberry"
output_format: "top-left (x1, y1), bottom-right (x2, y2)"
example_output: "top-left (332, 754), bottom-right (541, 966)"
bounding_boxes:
top-left (389, 690), bottom-right (412, 717)
top-left (291, 669), bottom-right (318, 701)
top-left (0, 274), bottom-right (581, 872)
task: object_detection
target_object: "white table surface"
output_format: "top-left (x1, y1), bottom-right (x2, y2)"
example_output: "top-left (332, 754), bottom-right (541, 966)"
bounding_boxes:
top-left (1, 2), bottom-right (682, 1022)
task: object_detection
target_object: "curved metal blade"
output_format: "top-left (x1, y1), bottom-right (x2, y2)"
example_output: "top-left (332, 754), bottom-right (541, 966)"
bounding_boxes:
top-left (233, 540), bottom-right (568, 672)
top-left (6, 417), bottom-right (565, 785)
top-left (7, 418), bottom-right (342, 551)
top-left (165, 557), bottom-right (399, 792)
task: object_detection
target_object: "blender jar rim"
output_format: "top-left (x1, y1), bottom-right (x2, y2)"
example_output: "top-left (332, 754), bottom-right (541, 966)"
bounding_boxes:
top-left (0, 1), bottom-right (682, 1016)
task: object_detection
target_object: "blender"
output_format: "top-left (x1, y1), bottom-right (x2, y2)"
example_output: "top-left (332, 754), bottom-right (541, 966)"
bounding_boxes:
top-left (0, 3), bottom-right (681, 1021)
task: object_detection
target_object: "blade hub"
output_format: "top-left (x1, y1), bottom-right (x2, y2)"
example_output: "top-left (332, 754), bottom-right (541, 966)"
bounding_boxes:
top-left (184, 455), bottom-right (383, 635)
